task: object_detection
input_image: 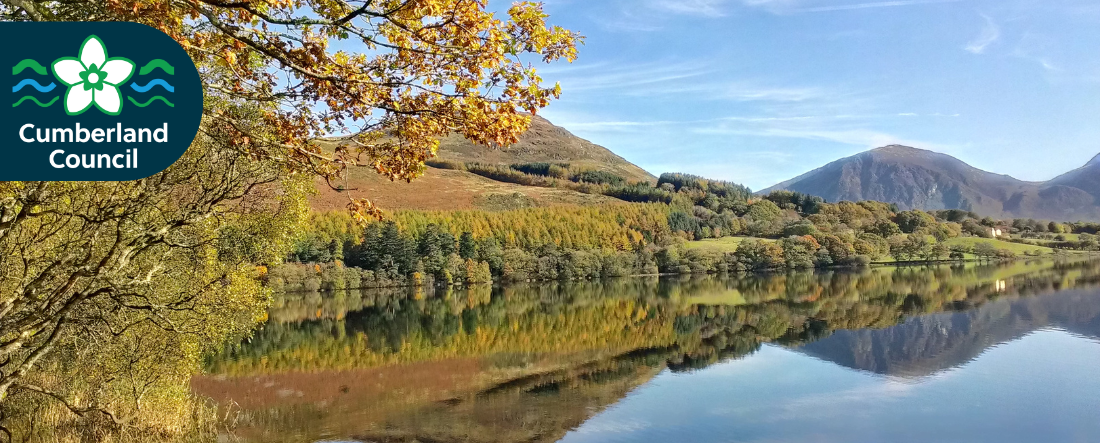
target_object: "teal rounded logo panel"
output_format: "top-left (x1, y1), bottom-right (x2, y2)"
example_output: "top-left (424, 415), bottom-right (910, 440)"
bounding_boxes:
top-left (3, 22), bottom-right (203, 180)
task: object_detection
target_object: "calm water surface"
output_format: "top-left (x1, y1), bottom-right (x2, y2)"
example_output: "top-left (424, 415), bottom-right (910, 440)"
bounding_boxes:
top-left (196, 260), bottom-right (1100, 443)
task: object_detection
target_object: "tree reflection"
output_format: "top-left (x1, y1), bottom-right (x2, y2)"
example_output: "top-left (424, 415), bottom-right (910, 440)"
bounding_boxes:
top-left (197, 259), bottom-right (1100, 443)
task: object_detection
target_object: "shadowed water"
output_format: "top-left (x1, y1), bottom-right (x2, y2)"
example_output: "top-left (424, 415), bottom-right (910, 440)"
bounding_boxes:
top-left (196, 260), bottom-right (1100, 442)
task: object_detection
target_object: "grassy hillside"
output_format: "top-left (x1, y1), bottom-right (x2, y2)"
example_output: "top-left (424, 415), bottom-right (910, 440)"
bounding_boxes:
top-left (684, 237), bottom-right (775, 252)
top-left (311, 168), bottom-right (620, 212)
top-left (435, 115), bottom-right (655, 184)
top-left (686, 236), bottom-right (1065, 261)
top-left (312, 115), bottom-right (655, 211)
top-left (942, 237), bottom-right (1058, 256)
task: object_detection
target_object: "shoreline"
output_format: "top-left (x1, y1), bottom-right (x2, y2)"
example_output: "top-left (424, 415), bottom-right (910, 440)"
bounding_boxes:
top-left (270, 257), bottom-right (1100, 295)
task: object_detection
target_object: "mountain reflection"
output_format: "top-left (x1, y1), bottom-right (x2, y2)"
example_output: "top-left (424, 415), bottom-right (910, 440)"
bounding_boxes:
top-left (195, 259), bottom-right (1100, 443)
top-left (796, 287), bottom-right (1100, 378)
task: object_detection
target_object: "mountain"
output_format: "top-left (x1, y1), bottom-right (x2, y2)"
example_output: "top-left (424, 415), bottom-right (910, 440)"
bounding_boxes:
top-left (311, 115), bottom-right (654, 212)
top-left (436, 115), bottom-right (655, 184)
top-left (762, 145), bottom-right (1100, 221)
top-left (1046, 153), bottom-right (1100, 201)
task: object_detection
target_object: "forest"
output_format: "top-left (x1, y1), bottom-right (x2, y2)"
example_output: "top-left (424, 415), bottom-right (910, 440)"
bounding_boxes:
top-left (275, 178), bottom-right (1100, 291)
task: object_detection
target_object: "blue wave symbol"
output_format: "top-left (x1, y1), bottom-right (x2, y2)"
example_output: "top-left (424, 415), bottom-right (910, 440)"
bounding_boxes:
top-left (130, 79), bottom-right (174, 93)
top-left (12, 79), bottom-right (56, 93)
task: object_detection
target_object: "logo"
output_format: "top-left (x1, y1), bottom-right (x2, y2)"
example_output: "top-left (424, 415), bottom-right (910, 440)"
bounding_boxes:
top-left (3, 22), bottom-right (202, 181)
top-left (52, 35), bottom-right (136, 116)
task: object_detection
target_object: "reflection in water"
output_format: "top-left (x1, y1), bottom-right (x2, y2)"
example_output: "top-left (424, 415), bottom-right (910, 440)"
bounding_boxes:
top-left (195, 260), bottom-right (1100, 443)
top-left (797, 287), bottom-right (1100, 377)
top-left (560, 330), bottom-right (1100, 443)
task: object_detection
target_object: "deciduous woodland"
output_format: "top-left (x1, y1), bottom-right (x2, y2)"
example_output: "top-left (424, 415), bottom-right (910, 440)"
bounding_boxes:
top-left (275, 179), bottom-right (1100, 290)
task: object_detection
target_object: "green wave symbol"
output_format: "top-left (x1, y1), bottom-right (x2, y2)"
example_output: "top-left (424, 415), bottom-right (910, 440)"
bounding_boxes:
top-left (138, 59), bottom-right (175, 76)
top-left (12, 59), bottom-right (47, 76)
top-left (127, 96), bottom-right (174, 107)
top-left (12, 96), bottom-right (58, 107)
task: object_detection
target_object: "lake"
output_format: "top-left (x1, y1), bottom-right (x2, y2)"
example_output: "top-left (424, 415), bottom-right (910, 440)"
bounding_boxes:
top-left (194, 260), bottom-right (1100, 443)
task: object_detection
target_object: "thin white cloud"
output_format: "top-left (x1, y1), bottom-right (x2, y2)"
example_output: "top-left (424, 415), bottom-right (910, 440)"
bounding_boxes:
top-left (555, 114), bottom-right (897, 133)
top-left (1007, 53), bottom-right (1060, 72)
top-left (739, 0), bottom-right (799, 10)
top-left (598, 8), bottom-right (666, 32)
top-left (897, 112), bottom-right (961, 117)
top-left (600, 0), bottom-right (732, 33)
top-left (541, 107), bottom-right (963, 189)
top-left (964, 14), bottom-right (1000, 54)
top-left (553, 113), bottom-right (955, 152)
top-left (537, 61), bottom-right (615, 75)
top-left (555, 119), bottom-right (703, 132)
top-left (720, 85), bottom-right (827, 102)
top-left (550, 61), bottom-right (837, 105)
top-left (623, 82), bottom-right (829, 102)
top-left (601, 20), bottom-right (664, 32)
top-left (796, 0), bottom-right (959, 12)
top-left (551, 62), bottom-right (714, 92)
top-left (696, 125), bottom-right (928, 148)
top-left (646, 0), bottom-right (731, 17)
top-left (688, 113), bottom-right (961, 153)
top-left (613, 0), bottom-right (963, 32)
top-left (748, 0), bottom-right (963, 13)
top-left (720, 115), bottom-right (837, 122)
top-left (1011, 32), bottom-right (1063, 73)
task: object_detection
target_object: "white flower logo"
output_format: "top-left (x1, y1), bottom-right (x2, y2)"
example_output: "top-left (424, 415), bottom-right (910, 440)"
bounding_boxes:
top-left (51, 35), bottom-right (134, 116)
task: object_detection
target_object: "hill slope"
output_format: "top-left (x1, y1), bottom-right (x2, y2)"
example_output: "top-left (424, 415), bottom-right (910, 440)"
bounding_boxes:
top-left (1047, 153), bottom-right (1100, 200)
top-left (762, 145), bottom-right (1100, 220)
top-left (436, 115), bottom-right (655, 184)
top-left (313, 115), bottom-right (654, 211)
top-left (311, 167), bottom-right (622, 212)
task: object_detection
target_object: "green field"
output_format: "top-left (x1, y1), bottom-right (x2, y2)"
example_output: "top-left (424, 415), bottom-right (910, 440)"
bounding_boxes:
top-left (1024, 233), bottom-right (1081, 244)
top-left (943, 237), bottom-right (1059, 256)
top-left (873, 237), bottom-right (1062, 263)
top-left (683, 236), bottom-right (774, 252)
top-left (686, 235), bottom-right (1071, 262)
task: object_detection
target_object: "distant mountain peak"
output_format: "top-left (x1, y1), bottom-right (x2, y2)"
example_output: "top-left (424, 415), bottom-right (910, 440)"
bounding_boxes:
top-left (872, 144), bottom-right (919, 152)
top-left (762, 145), bottom-right (1100, 221)
top-left (436, 114), bottom-right (656, 183)
top-left (1087, 153), bottom-right (1100, 167)
top-left (861, 146), bottom-right (959, 164)
top-left (867, 145), bottom-right (951, 158)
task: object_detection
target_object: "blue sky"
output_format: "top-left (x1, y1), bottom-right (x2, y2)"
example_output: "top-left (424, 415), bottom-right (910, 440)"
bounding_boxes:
top-left (520, 0), bottom-right (1100, 190)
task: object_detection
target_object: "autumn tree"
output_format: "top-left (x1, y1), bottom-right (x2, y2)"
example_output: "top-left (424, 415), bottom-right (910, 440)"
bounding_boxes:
top-left (895, 210), bottom-right (936, 233)
top-left (973, 242), bottom-right (999, 261)
top-left (0, 132), bottom-right (308, 438)
top-left (0, 0), bottom-right (578, 438)
top-left (3, 0), bottom-right (579, 218)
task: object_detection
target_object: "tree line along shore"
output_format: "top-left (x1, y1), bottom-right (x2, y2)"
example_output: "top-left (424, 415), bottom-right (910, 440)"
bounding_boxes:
top-left (264, 173), bottom-right (1100, 292)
